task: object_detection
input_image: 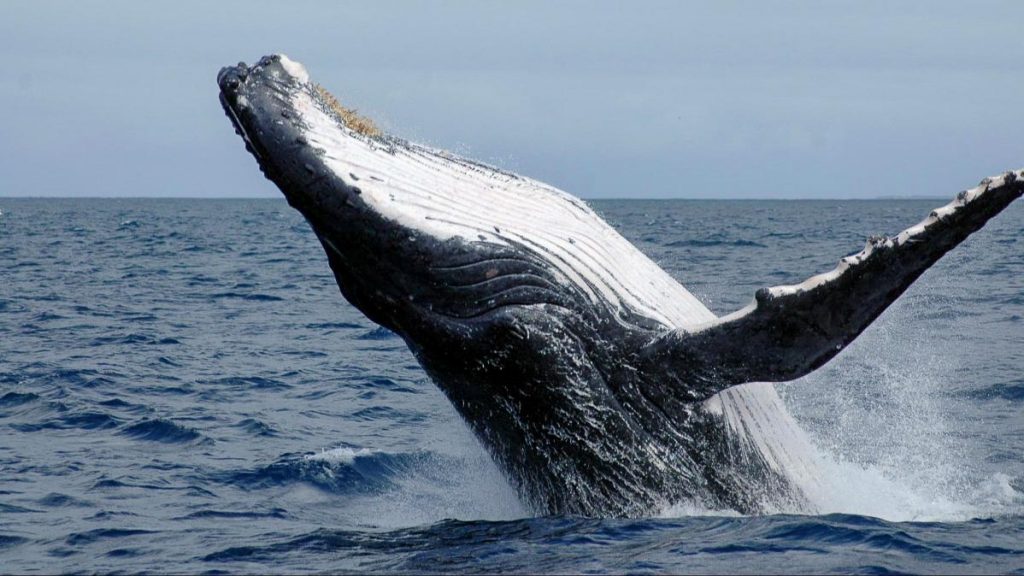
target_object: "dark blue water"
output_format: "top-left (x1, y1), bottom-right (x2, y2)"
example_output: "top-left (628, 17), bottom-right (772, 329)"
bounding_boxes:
top-left (1, 198), bottom-right (1022, 573)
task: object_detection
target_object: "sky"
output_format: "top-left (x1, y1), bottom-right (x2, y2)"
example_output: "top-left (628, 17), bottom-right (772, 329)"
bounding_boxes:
top-left (1, 1), bottom-right (1022, 199)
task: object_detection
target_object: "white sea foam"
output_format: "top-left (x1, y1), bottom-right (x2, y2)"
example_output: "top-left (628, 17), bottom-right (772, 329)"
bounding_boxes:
top-left (301, 418), bottom-right (527, 528)
top-left (801, 454), bottom-right (1022, 522)
top-left (303, 446), bottom-right (375, 464)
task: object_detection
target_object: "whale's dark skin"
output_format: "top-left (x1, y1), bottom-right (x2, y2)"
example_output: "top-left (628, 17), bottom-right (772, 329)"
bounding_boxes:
top-left (218, 55), bottom-right (1023, 517)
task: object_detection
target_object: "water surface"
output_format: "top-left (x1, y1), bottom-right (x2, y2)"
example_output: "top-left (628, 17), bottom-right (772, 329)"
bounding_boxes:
top-left (1, 198), bottom-right (1022, 573)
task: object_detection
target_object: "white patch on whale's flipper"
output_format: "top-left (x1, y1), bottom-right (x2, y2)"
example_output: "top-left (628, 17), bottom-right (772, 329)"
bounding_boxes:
top-left (765, 171), bottom-right (1024, 300)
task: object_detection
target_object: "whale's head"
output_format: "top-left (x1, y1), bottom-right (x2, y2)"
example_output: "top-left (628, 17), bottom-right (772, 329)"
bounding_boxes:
top-left (217, 55), bottom-right (624, 348)
top-left (216, 56), bottom-right (696, 335)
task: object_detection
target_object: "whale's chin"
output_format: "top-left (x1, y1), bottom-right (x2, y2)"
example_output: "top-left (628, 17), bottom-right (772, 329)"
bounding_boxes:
top-left (219, 54), bottom-right (1024, 517)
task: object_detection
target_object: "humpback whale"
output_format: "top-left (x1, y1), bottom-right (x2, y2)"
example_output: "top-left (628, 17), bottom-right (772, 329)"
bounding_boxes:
top-left (217, 54), bottom-right (1023, 516)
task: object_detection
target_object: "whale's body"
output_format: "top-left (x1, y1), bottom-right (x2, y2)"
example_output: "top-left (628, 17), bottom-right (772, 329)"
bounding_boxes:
top-left (218, 55), bottom-right (1023, 516)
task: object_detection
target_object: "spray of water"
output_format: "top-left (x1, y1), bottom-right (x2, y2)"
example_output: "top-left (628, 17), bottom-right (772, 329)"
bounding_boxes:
top-left (778, 286), bottom-right (1024, 522)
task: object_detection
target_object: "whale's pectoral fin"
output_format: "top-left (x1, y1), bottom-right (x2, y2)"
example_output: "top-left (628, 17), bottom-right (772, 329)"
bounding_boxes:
top-left (641, 170), bottom-right (1023, 402)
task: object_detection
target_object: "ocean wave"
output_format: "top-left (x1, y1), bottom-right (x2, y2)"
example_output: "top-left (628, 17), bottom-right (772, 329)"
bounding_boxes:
top-left (234, 418), bottom-right (279, 437)
top-left (177, 508), bottom-right (288, 520)
top-left (305, 321), bottom-right (365, 330)
top-left (357, 327), bottom-right (400, 340)
top-left (0, 391), bottom-right (41, 407)
top-left (37, 492), bottom-right (92, 508)
top-left (120, 419), bottom-right (207, 444)
top-left (65, 528), bottom-right (156, 547)
top-left (11, 411), bottom-right (124, 432)
top-left (218, 448), bottom-right (429, 494)
top-left (347, 406), bottom-right (426, 423)
top-left (89, 333), bottom-right (181, 346)
top-left (201, 376), bottom-right (292, 390)
top-left (89, 477), bottom-right (216, 498)
top-left (0, 502), bottom-right (40, 514)
top-left (211, 291), bottom-right (285, 302)
top-left (0, 535), bottom-right (29, 550)
top-left (664, 239), bottom-right (768, 248)
top-left (957, 380), bottom-right (1024, 401)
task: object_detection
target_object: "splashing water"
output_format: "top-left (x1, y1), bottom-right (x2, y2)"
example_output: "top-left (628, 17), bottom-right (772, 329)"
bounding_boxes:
top-left (298, 422), bottom-right (527, 528)
top-left (776, 271), bottom-right (1024, 522)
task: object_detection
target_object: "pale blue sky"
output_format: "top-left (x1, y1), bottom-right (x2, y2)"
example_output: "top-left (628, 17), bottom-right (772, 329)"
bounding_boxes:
top-left (2, 1), bottom-right (1022, 198)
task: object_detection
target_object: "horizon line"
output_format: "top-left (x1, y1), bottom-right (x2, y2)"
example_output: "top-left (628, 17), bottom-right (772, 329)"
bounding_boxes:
top-left (0, 195), bottom-right (948, 201)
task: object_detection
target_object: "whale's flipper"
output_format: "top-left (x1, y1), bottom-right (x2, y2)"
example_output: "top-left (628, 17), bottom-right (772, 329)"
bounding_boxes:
top-left (643, 171), bottom-right (1023, 401)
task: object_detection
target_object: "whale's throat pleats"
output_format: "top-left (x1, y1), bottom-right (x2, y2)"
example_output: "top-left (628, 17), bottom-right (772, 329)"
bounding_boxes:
top-left (288, 81), bottom-right (719, 330)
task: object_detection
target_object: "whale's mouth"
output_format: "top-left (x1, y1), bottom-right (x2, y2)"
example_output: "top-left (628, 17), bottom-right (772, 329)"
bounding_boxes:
top-left (217, 55), bottom-right (311, 172)
top-left (217, 68), bottom-right (259, 161)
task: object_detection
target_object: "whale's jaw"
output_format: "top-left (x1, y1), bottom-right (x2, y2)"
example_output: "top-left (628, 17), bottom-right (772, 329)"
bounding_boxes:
top-left (218, 54), bottom-right (1023, 517)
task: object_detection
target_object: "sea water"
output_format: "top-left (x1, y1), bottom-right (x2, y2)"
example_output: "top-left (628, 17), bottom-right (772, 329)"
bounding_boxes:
top-left (1, 198), bottom-right (1022, 573)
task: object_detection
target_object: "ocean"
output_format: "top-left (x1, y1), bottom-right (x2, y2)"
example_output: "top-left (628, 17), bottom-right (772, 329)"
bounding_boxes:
top-left (1, 197), bottom-right (1022, 573)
